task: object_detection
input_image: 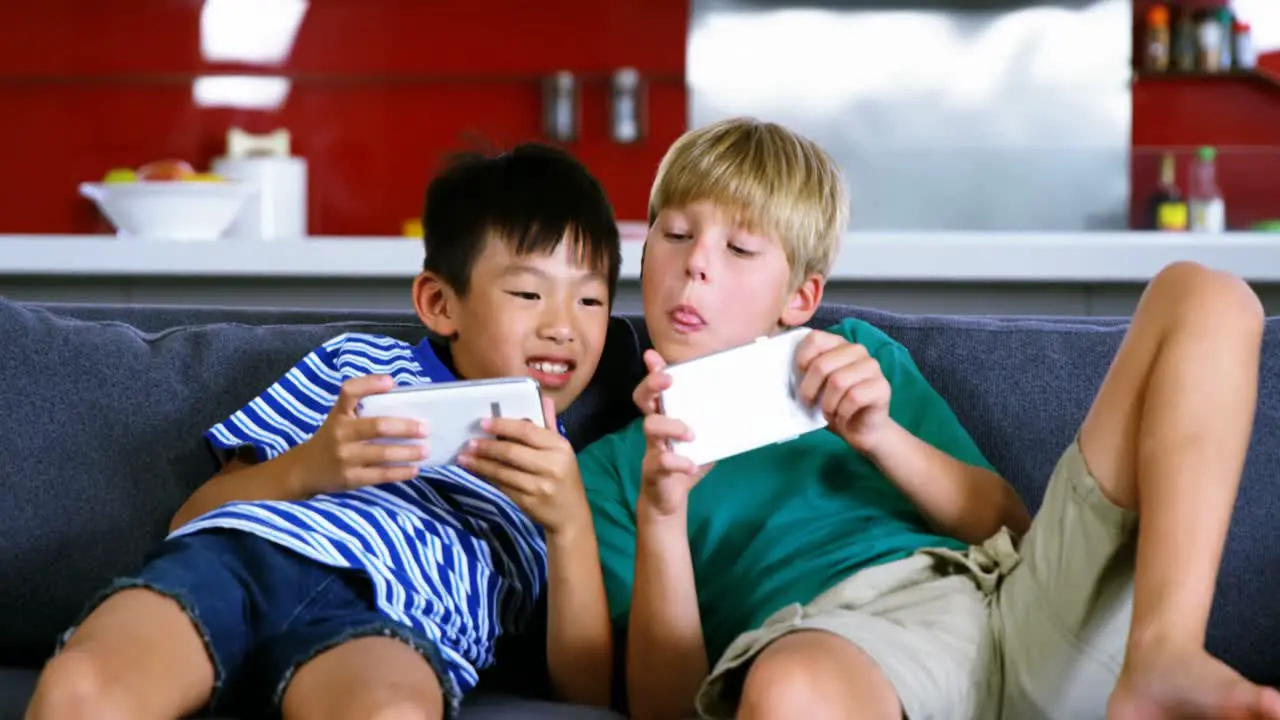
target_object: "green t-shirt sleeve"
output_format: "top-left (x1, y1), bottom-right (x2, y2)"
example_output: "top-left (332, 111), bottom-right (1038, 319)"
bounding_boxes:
top-left (578, 429), bottom-right (640, 625)
top-left (828, 318), bottom-right (995, 471)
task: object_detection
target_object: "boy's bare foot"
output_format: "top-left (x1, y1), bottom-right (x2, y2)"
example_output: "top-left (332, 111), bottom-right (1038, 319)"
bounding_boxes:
top-left (1108, 644), bottom-right (1280, 720)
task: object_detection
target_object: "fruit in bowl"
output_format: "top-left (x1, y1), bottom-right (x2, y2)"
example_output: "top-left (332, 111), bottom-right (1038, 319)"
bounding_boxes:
top-left (81, 162), bottom-right (250, 241)
top-left (102, 159), bottom-right (228, 184)
top-left (136, 159), bottom-right (196, 181)
top-left (102, 168), bottom-right (137, 184)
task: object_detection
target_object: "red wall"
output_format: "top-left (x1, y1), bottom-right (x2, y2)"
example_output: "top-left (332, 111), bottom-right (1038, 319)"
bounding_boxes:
top-left (1130, 0), bottom-right (1280, 229)
top-left (0, 1), bottom-right (688, 236)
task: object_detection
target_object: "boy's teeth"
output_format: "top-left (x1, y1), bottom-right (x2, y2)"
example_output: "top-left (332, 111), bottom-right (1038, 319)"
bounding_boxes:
top-left (529, 361), bottom-right (569, 375)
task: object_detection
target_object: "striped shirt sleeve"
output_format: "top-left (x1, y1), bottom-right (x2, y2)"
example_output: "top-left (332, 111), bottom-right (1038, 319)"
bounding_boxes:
top-left (204, 335), bottom-right (349, 463)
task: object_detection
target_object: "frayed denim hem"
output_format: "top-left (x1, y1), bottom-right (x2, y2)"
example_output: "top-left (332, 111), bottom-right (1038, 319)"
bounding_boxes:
top-left (55, 577), bottom-right (226, 704)
top-left (270, 622), bottom-right (462, 719)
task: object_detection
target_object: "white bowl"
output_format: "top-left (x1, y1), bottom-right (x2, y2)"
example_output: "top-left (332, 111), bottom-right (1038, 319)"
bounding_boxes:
top-left (79, 181), bottom-right (254, 241)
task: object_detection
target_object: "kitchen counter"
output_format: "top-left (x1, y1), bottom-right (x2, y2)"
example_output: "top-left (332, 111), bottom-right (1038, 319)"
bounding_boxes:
top-left (2, 231), bottom-right (1278, 316)
top-left (1, 230), bottom-right (1278, 283)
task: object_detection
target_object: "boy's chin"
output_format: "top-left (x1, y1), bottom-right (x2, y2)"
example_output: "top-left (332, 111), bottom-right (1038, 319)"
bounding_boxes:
top-left (651, 332), bottom-right (729, 365)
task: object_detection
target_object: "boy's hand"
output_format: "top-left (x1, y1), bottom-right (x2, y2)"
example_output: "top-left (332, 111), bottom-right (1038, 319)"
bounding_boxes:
top-left (639, 411), bottom-right (713, 519)
top-left (632, 349), bottom-right (672, 415)
top-left (794, 330), bottom-right (893, 454)
top-left (299, 374), bottom-right (429, 494)
top-left (458, 396), bottom-right (589, 536)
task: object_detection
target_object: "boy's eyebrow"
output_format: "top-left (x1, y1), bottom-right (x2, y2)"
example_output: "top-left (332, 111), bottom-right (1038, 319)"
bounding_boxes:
top-left (500, 263), bottom-right (608, 282)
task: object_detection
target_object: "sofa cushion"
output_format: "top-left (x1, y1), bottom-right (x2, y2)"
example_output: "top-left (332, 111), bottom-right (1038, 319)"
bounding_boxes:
top-left (0, 298), bottom-right (641, 676)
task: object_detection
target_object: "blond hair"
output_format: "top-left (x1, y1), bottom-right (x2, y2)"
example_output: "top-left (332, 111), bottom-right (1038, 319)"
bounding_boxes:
top-left (648, 117), bottom-right (848, 286)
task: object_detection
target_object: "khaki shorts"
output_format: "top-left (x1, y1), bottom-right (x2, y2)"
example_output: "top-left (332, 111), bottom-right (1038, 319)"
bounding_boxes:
top-left (695, 439), bottom-right (1137, 720)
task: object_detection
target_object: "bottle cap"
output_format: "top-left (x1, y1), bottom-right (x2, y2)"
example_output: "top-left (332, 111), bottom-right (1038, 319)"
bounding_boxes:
top-left (1198, 146), bottom-right (1217, 162)
top-left (1148, 4), bottom-right (1169, 25)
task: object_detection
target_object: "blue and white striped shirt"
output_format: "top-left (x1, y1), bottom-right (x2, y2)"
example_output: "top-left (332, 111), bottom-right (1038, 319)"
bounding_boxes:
top-left (171, 332), bottom-right (550, 695)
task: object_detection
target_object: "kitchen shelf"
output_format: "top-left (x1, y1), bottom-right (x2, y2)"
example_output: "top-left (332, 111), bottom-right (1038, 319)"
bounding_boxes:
top-left (1132, 69), bottom-right (1280, 89)
top-left (3, 232), bottom-right (1279, 284)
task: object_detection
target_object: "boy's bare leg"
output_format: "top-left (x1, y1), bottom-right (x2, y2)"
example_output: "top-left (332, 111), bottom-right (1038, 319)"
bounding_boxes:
top-left (736, 631), bottom-right (899, 720)
top-left (1071, 261), bottom-right (1280, 718)
top-left (25, 588), bottom-right (215, 720)
top-left (281, 635), bottom-right (445, 720)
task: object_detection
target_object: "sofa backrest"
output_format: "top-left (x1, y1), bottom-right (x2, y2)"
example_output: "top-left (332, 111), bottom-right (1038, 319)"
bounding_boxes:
top-left (2, 298), bottom-right (1277, 687)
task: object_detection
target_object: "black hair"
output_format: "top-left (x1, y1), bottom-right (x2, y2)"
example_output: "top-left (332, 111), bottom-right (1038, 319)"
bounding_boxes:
top-left (422, 143), bottom-right (621, 301)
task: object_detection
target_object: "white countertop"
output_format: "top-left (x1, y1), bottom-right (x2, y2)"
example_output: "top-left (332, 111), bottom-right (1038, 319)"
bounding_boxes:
top-left (1, 231), bottom-right (1278, 283)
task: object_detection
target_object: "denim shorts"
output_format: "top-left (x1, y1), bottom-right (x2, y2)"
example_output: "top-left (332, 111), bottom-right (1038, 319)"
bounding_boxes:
top-left (58, 529), bottom-right (459, 718)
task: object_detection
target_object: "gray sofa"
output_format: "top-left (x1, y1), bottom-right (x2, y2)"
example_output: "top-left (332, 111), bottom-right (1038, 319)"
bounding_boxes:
top-left (1, 296), bottom-right (1277, 719)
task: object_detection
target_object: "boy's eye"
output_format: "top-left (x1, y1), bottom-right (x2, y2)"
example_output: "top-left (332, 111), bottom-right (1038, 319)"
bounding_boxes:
top-left (663, 231), bottom-right (691, 241)
top-left (580, 297), bottom-right (605, 307)
top-left (728, 244), bottom-right (758, 257)
top-left (505, 291), bottom-right (540, 301)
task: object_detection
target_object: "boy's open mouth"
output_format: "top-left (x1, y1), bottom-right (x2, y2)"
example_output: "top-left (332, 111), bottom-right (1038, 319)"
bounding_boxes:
top-left (669, 305), bottom-right (707, 334)
top-left (527, 357), bottom-right (576, 389)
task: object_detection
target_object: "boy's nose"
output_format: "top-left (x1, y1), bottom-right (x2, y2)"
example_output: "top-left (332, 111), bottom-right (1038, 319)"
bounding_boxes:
top-left (538, 324), bottom-right (573, 343)
top-left (538, 304), bottom-right (574, 343)
top-left (685, 242), bottom-right (710, 281)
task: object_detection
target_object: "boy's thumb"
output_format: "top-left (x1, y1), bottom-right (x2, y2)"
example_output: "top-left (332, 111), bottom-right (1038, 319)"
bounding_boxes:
top-left (541, 394), bottom-right (558, 430)
top-left (643, 349), bottom-right (667, 374)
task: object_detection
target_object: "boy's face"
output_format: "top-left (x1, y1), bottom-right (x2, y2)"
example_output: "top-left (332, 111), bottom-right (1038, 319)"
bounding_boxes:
top-left (415, 235), bottom-right (611, 414)
top-left (642, 200), bottom-right (822, 364)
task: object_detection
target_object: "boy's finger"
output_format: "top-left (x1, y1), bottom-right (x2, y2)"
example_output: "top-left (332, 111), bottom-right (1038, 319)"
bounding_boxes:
top-left (642, 414), bottom-right (693, 442)
top-left (643, 349), bottom-right (668, 374)
top-left (481, 416), bottom-right (560, 450)
top-left (793, 330), bottom-right (842, 370)
top-left (540, 394), bottom-right (558, 431)
top-left (658, 451), bottom-right (695, 475)
top-left (334, 374), bottom-right (396, 414)
top-left (796, 343), bottom-right (870, 406)
top-left (633, 371), bottom-right (673, 413)
top-left (348, 463), bottom-right (421, 487)
top-left (795, 363), bottom-right (828, 407)
top-left (467, 437), bottom-right (546, 475)
top-left (819, 362), bottom-right (875, 416)
top-left (458, 454), bottom-right (538, 495)
top-left (345, 439), bottom-right (427, 467)
top-left (346, 416), bottom-right (428, 442)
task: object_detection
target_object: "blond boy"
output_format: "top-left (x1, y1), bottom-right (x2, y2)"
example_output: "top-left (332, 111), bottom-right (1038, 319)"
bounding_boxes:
top-left (578, 117), bottom-right (1280, 719)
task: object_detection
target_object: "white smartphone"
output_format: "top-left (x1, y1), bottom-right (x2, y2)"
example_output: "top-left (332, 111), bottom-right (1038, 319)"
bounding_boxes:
top-left (658, 327), bottom-right (827, 466)
top-left (355, 377), bottom-right (546, 467)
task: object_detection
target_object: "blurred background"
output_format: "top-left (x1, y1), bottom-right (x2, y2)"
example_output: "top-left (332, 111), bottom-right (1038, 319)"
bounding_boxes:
top-left (0, 0), bottom-right (1277, 315)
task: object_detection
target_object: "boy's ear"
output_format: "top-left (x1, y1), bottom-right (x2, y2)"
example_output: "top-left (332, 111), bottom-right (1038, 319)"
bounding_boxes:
top-left (779, 272), bottom-right (825, 327)
top-left (413, 271), bottom-right (459, 338)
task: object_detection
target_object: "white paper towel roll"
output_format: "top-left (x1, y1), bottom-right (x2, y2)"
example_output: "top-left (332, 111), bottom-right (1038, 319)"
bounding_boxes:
top-left (212, 156), bottom-right (308, 241)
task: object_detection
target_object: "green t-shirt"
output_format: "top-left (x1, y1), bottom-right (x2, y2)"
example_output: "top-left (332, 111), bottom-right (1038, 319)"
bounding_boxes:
top-left (578, 318), bottom-right (994, 663)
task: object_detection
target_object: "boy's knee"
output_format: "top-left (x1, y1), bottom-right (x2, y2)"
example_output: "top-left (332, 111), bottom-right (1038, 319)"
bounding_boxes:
top-left (364, 698), bottom-right (440, 720)
top-left (28, 650), bottom-right (128, 720)
top-left (342, 695), bottom-right (440, 720)
top-left (739, 650), bottom-right (826, 717)
top-left (1150, 261), bottom-right (1264, 331)
top-left (742, 648), bottom-right (819, 702)
top-left (290, 684), bottom-right (443, 720)
top-left (736, 632), bottom-right (900, 719)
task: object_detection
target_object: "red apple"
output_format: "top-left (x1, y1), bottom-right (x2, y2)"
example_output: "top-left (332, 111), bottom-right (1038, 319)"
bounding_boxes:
top-left (137, 159), bottom-right (196, 181)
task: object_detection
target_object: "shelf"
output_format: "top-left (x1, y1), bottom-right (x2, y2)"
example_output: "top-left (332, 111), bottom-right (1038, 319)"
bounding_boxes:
top-left (2, 232), bottom-right (1279, 284)
top-left (1133, 69), bottom-right (1280, 89)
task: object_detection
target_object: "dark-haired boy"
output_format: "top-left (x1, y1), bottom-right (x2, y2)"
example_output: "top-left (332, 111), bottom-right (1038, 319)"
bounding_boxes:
top-left (27, 144), bottom-right (621, 720)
